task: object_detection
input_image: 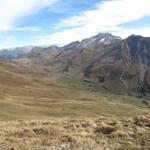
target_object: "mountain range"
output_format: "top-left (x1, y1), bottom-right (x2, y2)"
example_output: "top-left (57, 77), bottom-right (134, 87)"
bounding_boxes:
top-left (0, 46), bottom-right (34, 59)
top-left (0, 33), bottom-right (150, 149)
top-left (13, 33), bottom-right (150, 97)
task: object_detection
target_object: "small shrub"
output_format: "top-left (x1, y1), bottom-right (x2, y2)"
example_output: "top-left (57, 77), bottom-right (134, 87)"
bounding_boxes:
top-left (95, 126), bottom-right (116, 135)
top-left (33, 127), bottom-right (48, 135)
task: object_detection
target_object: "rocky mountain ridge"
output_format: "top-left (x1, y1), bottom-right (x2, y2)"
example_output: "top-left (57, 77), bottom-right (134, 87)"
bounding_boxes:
top-left (15, 33), bottom-right (150, 96)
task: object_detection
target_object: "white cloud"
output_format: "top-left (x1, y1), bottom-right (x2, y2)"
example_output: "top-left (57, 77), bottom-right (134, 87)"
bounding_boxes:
top-left (112, 27), bottom-right (150, 38)
top-left (0, 0), bottom-right (60, 31)
top-left (1, 0), bottom-right (150, 47)
top-left (39, 0), bottom-right (150, 46)
top-left (14, 26), bottom-right (40, 32)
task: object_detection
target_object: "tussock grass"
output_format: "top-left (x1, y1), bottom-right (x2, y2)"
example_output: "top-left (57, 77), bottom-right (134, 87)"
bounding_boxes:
top-left (0, 115), bottom-right (150, 150)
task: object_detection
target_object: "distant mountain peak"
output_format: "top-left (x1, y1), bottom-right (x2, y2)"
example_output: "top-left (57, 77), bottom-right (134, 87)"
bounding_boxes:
top-left (15, 32), bottom-right (150, 96)
top-left (0, 46), bottom-right (35, 59)
top-left (127, 34), bottom-right (143, 40)
top-left (79, 32), bottom-right (121, 48)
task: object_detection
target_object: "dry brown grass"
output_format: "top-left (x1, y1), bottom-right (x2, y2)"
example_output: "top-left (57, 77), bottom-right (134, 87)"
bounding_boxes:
top-left (0, 63), bottom-right (150, 149)
top-left (0, 115), bottom-right (150, 150)
top-left (0, 67), bottom-right (149, 120)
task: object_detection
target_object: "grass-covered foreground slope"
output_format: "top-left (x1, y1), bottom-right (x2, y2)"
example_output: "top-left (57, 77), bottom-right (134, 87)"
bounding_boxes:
top-left (0, 61), bottom-right (149, 120)
top-left (0, 60), bottom-right (150, 149)
top-left (0, 115), bottom-right (150, 150)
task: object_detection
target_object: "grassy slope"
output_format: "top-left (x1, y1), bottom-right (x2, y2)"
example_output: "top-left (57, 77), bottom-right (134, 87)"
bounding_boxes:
top-left (0, 63), bottom-right (149, 121)
top-left (0, 61), bottom-right (150, 149)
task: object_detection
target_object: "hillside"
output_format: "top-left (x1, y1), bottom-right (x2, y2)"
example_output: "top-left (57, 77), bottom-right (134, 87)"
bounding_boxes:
top-left (0, 33), bottom-right (150, 149)
top-left (0, 0), bottom-right (150, 149)
top-left (0, 59), bottom-right (149, 120)
top-left (16, 33), bottom-right (150, 96)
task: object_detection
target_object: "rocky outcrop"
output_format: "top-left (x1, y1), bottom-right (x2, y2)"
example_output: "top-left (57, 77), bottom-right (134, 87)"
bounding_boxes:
top-left (121, 35), bottom-right (150, 95)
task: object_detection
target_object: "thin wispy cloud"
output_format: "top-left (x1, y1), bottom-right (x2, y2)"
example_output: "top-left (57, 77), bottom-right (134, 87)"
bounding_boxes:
top-left (0, 0), bottom-right (60, 31)
top-left (14, 26), bottom-right (40, 32)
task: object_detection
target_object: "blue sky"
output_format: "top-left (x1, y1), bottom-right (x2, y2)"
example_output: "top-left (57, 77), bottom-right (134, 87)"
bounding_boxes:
top-left (0, 0), bottom-right (150, 48)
